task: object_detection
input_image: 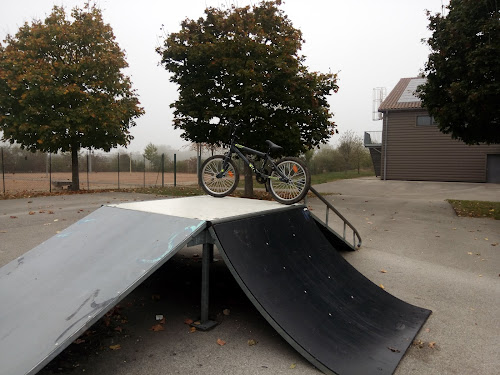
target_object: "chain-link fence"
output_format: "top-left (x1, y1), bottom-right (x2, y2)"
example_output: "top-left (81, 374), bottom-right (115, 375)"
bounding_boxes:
top-left (0, 146), bottom-right (199, 195)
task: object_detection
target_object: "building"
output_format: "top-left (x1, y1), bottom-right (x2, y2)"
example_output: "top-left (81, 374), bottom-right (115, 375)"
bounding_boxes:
top-left (365, 77), bottom-right (500, 183)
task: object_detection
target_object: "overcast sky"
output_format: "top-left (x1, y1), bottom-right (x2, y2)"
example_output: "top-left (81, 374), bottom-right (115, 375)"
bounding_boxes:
top-left (1, 0), bottom-right (449, 153)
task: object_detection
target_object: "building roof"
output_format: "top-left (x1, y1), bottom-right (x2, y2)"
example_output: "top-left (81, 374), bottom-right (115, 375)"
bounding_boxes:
top-left (378, 77), bottom-right (426, 111)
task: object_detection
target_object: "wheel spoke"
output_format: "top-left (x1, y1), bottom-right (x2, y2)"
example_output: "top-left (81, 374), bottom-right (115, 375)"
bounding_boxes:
top-left (270, 160), bottom-right (307, 202)
top-left (201, 157), bottom-right (237, 195)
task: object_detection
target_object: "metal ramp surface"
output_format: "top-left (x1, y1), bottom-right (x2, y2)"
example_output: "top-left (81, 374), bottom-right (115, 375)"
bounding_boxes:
top-left (0, 205), bottom-right (205, 375)
top-left (210, 206), bottom-right (431, 375)
top-left (1, 196), bottom-right (431, 375)
top-left (0, 196), bottom-right (290, 375)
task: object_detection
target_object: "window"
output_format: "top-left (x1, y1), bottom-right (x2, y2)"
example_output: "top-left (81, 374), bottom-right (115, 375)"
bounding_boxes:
top-left (416, 115), bottom-right (437, 126)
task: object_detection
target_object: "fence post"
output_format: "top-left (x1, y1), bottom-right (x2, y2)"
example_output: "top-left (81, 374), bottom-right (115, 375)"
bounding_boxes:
top-left (49, 152), bottom-right (52, 193)
top-left (1, 148), bottom-right (5, 194)
top-left (161, 153), bottom-right (165, 187)
top-left (174, 153), bottom-right (177, 187)
top-left (117, 152), bottom-right (120, 189)
top-left (143, 155), bottom-right (146, 188)
top-left (86, 150), bottom-right (90, 191)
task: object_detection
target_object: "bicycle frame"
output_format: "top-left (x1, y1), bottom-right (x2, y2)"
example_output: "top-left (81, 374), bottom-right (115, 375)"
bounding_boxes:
top-left (218, 133), bottom-right (289, 182)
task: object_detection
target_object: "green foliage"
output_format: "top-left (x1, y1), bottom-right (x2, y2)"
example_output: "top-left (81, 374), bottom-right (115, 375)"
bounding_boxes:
top-left (307, 131), bottom-right (372, 175)
top-left (143, 142), bottom-right (160, 169)
top-left (418, 0), bottom-right (500, 144)
top-left (310, 169), bottom-right (375, 185)
top-left (0, 4), bottom-right (144, 188)
top-left (447, 199), bottom-right (500, 220)
top-left (157, 0), bottom-right (338, 156)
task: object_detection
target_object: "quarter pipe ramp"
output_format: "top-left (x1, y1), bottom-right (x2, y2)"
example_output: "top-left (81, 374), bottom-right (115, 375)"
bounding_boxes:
top-left (210, 206), bottom-right (431, 375)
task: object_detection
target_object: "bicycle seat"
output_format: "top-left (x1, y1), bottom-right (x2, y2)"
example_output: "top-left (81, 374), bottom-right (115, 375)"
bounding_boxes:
top-left (265, 140), bottom-right (283, 152)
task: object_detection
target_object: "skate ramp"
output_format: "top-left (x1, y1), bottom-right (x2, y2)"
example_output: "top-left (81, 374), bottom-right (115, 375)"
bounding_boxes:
top-left (0, 206), bottom-right (205, 375)
top-left (210, 206), bottom-right (431, 375)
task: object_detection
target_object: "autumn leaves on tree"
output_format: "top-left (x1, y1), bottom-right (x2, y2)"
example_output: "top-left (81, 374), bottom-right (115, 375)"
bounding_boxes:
top-left (0, 5), bottom-right (144, 190)
top-left (1, 1), bottom-right (339, 194)
top-left (157, 0), bottom-right (339, 156)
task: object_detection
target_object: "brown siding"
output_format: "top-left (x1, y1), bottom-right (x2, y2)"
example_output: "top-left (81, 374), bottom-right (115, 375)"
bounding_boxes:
top-left (380, 110), bottom-right (500, 182)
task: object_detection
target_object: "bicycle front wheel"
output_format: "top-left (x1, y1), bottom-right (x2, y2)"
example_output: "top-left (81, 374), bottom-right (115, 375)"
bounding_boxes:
top-left (199, 155), bottom-right (239, 197)
top-left (267, 157), bottom-right (310, 204)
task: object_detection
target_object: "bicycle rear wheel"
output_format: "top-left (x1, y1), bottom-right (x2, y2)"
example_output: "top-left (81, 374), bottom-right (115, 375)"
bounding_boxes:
top-left (199, 155), bottom-right (239, 197)
top-left (266, 157), bottom-right (310, 204)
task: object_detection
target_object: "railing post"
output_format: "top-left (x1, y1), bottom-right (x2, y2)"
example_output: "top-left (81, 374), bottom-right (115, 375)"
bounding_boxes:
top-left (307, 186), bottom-right (362, 249)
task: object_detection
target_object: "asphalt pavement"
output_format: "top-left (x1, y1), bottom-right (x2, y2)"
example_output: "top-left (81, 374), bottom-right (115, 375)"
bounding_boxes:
top-left (0, 178), bottom-right (499, 375)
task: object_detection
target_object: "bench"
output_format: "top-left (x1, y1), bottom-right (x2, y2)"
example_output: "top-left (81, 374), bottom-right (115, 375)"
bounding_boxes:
top-left (52, 180), bottom-right (72, 190)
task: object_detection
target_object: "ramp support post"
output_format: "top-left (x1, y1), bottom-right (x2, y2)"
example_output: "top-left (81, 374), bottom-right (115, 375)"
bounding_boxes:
top-left (195, 241), bottom-right (218, 331)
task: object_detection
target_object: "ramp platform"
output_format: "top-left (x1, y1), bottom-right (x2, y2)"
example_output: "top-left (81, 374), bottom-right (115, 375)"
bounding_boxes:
top-left (1, 196), bottom-right (430, 375)
top-left (0, 205), bottom-right (205, 375)
top-left (210, 206), bottom-right (431, 375)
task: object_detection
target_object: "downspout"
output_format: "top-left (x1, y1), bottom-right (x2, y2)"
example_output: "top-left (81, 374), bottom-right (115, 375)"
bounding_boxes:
top-left (383, 111), bottom-right (388, 180)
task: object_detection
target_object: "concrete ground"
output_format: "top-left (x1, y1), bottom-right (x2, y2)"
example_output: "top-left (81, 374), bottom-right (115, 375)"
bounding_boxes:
top-left (0, 178), bottom-right (499, 374)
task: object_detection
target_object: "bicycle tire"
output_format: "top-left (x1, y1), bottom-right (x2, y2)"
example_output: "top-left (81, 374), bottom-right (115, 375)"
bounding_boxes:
top-left (266, 157), bottom-right (310, 204)
top-left (199, 155), bottom-right (239, 197)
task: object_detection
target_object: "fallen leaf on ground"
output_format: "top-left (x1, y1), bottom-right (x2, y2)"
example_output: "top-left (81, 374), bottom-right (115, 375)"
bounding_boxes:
top-left (248, 339), bottom-right (257, 346)
top-left (114, 326), bottom-right (122, 333)
top-left (380, 270), bottom-right (387, 273)
top-left (74, 339), bottom-right (85, 344)
top-left (10, 216), bottom-right (17, 219)
top-left (379, 284), bottom-right (385, 289)
top-left (413, 339), bottom-right (424, 348)
top-left (184, 318), bottom-right (194, 325)
top-left (223, 309), bottom-right (230, 316)
top-left (189, 327), bottom-right (196, 333)
top-left (109, 344), bottom-right (121, 350)
top-left (29, 211), bottom-right (35, 215)
top-left (151, 324), bottom-right (164, 332)
top-left (290, 363), bottom-right (296, 369)
top-left (216, 338), bottom-right (226, 346)
top-left (428, 342), bottom-right (437, 349)
top-left (387, 347), bottom-right (401, 353)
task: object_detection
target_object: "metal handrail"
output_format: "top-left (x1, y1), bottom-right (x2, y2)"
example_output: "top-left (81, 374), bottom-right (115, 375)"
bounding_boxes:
top-left (307, 186), bottom-right (362, 249)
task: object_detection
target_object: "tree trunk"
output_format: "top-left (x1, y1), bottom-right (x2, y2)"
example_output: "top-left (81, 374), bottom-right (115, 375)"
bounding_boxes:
top-left (71, 145), bottom-right (80, 191)
top-left (243, 163), bottom-right (253, 198)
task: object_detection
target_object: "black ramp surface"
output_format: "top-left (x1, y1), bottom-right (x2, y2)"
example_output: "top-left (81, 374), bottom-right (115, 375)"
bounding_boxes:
top-left (211, 207), bottom-right (431, 375)
top-left (0, 206), bottom-right (205, 375)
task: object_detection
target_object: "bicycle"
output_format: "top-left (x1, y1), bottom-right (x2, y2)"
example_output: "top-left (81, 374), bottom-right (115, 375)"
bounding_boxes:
top-left (199, 126), bottom-right (311, 204)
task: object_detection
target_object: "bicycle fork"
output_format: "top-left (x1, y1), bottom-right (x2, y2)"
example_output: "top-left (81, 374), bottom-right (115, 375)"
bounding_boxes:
top-left (216, 154), bottom-right (234, 179)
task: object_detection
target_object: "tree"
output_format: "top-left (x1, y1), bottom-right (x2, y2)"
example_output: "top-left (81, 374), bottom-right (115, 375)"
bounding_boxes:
top-left (144, 143), bottom-right (161, 170)
top-left (337, 130), bottom-right (363, 173)
top-left (417, 0), bottom-right (500, 145)
top-left (157, 0), bottom-right (338, 195)
top-left (0, 4), bottom-right (144, 190)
